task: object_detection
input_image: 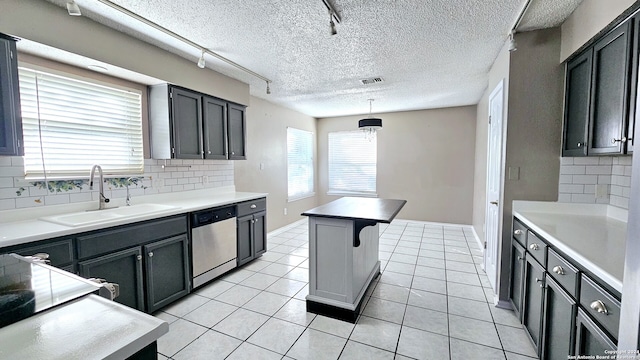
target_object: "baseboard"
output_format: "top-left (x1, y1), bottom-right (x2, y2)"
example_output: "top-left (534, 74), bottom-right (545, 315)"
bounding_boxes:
top-left (495, 299), bottom-right (513, 310)
top-left (268, 218), bottom-right (307, 237)
top-left (471, 226), bottom-right (484, 255)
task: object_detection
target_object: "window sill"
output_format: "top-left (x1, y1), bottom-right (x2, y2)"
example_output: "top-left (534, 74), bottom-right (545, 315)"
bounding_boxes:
top-left (287, 192), bottom-right (316, 203)
top-left (327, 191), bottom-right (378, 198)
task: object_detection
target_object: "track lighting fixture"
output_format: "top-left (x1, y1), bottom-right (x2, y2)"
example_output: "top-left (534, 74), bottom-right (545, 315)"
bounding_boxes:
top-left (266, 81), bottom-right (271, 95)
top-left (66, 0), bottom-right (81, 16)
top-left (197, 50), bottom-right (206, 68)
top-left (508, 31), bottom-right (517, 52)
top-left (329, 10), bottom-right (337, 36)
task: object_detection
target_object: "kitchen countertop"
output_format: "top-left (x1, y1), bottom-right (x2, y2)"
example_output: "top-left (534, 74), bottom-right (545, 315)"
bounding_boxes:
top-left (0, 186), bottom-right (267, 248)
top-left (302, 197), bottom-right (407, 222)
top-left (512, 201), bottom-right (628, 294)
top-left (0, 294), bottom-right (168, 360)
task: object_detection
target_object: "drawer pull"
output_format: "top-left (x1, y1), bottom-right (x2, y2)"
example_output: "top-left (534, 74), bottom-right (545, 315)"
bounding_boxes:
top-left (517, 256), bottom-right (524, 261)
top-left (514, 229), bottom-right (523, 236)
top-left (552, 266), bottom-right (565, 275)
top-left (137, 255), bottom-right (142, 261)
top-left (529, 243), bottom-right (539, 251)
top-left (590, 300), bottom-right (608, 315)
top-left (250, 204), bottom-right (257, 209)
top-left (148, 252), bottom-right (154, 258)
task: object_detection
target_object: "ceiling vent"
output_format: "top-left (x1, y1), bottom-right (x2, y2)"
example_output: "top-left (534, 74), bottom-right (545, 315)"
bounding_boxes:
top-left (360, 77), bottom-right (384, 85)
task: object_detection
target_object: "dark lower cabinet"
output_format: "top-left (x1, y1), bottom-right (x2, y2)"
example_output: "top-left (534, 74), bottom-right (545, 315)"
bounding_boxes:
top-left (144, 235), bottom-right (190, 313)
top-left (8, 238), bottom-right (74, 271)
top-left (523, 255), bottom-right (545, 356)
top-left (509, 240), bottom-right (526, 321)
top-left (237, 210), bottom-right (266, 266)
top-left (79, 247), bottom-right (145, 311)
top-left (541, 277), bottom-right (577, 360)
top-left (575, 308), bottom-right (617, 356)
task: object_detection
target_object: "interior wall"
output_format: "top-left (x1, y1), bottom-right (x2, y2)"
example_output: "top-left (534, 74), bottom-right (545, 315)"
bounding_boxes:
top-left (234, 96), bottom-right (318, 232)
top-left (317, 106), bottom-right (477, 225)
top-left (560, 0), bottom-right (637, 61)
top-left (472, 41), bottom-right (511, 247)
top-left (498, 28), bottom-right (564, 301)
top-left (0, 0), bottom-right (249, 105)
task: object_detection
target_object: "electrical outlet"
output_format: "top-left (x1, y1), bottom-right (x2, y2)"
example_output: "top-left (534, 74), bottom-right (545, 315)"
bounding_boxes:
top-left (284, 208), bottom-right (287, 215)
top-left (202, 175), bottom-right (208, 184)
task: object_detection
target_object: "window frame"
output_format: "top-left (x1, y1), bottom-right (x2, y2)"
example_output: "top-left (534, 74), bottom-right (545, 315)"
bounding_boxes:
top-left (327, 130), bottom-right (378, 197)
top-left (287, 126), bottom-right (315, 202)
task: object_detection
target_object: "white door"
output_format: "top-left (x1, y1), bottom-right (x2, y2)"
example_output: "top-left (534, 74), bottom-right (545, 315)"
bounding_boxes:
top-left (484, 79), bottom-right (505, 294)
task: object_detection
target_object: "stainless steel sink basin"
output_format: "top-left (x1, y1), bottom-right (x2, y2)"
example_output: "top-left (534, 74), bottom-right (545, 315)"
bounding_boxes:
top-left (40, 204), bottom-right (179, 227)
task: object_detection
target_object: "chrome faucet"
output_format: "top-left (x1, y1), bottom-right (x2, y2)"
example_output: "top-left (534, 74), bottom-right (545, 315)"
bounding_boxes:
top-left (89, 165), bottom-right (109, 210)
top-left (125, 177), bottom-right (133, 206)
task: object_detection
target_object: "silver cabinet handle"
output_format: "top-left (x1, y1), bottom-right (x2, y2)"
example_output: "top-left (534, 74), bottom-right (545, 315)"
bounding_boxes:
top-left (137, 255), bottom-right (142, 261)
top-left (577, 142), bottom-right (582, 148)
top-left (535, 278), bottom-right (544, 288)
top-left (590, 300), bottom-right (608, 315)
top-left (207, 150), bottom-right (212, 154)
top-left (148, 252), bottom-right (154, 258)
top-left (250, 204), bottom-right (257, 209)
top-left (612, 137), bottom-right (627, 143)
top-left (552, 266), bottom-right (565, 275)
top-left (517, 256), bottom-right (524, 261)
top-left (251, 219), bottom-right (255, 224)
top-left (514, 229), bottom-right (523, 236)
top-left (232, 152), bottom-right (235, 155)
top-left (490, 201), bottom-right (498, 206)
top-left (529, 243), bottom-right (539, 251)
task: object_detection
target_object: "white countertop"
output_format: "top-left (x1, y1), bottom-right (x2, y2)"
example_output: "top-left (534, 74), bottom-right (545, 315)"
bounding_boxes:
top-left (0, 186), bottom-right (267, 248)
top-left (0, 294), bottom-right (168, 360)
top-left (513, 201), bottom-right (628, 294)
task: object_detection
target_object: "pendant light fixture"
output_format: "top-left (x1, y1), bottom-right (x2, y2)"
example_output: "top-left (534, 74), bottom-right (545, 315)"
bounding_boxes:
top-left (359, 99), bottom-right (382, 141)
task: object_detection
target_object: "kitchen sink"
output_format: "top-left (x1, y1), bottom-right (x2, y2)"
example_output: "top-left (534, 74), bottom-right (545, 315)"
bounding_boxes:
top-left (40, 203), bottom-right (179, 227)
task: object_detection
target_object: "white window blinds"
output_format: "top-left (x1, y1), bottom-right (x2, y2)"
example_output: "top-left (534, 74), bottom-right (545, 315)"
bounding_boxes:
top-left (287, 127), bottom-right (314, 201)
top-left (328, 130), bottom-right (377, 195)
top-left (19, 67), bottom-right (144, 179)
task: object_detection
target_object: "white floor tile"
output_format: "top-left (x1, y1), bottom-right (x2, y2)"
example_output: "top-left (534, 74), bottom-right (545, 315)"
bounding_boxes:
top-left (162, 294), bottom-right (209, 318)
top-left (212, 308), bottom-right (270, 340)
top-left (396, 326), bottom-right (450, 359)
top-left (157, 319), bottom-right (208, 357)
top-left (183, 299), bottom-right (238, 328)
top-left (226, 342), bottom-right (282, 360)
top-left (172, 330), bottom-right (242, 360)
top-left (247, 318), bottom-right (306, 355)
top-left (338, 340), bottom-right (395, 360)
top-left (308, 315), bottom-right (355, 339)
top-left (286, 328), bottom-right (347, 360)
top-left (350, 316), bottom-right (401, 352)
top-left (240, 272), bottom-right (281, 290)
top-left (274, 298), bottom-right (317, 326)
top-left (242, 291), bottom-right (290, 316)
top-left (215, 285), bottom-right (261, 307)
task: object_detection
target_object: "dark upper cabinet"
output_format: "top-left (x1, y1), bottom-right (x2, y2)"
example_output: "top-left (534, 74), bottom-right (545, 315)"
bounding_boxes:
top-left (629, 16), bottom-right (640, 153)
top-left (563, 49), bottom-right (592, 157)
top-left (203, 96), bottom-right (228, 160)
top-left (228, 103), bottom-right (246, 160)
top-left (171, 87), bottom-right (203, 159)
top-left (0, 35), bottom-right (23, 156)
top-left (541, 277), bottom-right (577, 360)
top-left (589, 21), bottom-right (632, 155)
top-left (149, 84), bottom-right (246, 160)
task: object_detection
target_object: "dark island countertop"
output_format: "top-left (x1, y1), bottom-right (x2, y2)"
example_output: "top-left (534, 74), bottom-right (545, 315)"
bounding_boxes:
top-left (302, 197), bottom-right (407, 223)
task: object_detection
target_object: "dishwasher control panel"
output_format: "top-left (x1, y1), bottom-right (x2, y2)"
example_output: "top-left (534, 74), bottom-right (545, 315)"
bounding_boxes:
top-left (191, 206), bottom-right (236, 227)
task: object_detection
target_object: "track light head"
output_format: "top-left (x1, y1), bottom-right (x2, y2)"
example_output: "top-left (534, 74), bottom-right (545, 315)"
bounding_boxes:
top-left (329, 10), bottom-right (337, 36)
top-left (197, 50), bottom-right (206, 68)
top-left (266, 81), bottom-right (271, 95)
top-left (508, 31), bottom-right (517, 52)
top-left (66, 0), bottom-right (81, 16)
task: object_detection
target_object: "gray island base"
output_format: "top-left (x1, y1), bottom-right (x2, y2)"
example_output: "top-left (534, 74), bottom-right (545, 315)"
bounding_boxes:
top-left (301, 197), bottom-right (407, 322)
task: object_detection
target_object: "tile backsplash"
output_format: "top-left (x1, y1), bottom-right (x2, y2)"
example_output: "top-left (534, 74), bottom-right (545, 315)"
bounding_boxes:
top-left (0, 157), bottom-right (234, 211)
top-left (558, 155), bottom-right (633, 209)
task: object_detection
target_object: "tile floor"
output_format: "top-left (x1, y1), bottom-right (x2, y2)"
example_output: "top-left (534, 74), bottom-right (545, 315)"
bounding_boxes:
top-left (154, 219), bottom-right (538, 360)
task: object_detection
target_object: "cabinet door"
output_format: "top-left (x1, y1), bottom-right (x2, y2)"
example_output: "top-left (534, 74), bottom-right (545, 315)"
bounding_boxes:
top-left (253, 211), bottom-right (266, 257)
top-left (202, 96), bottom-right (228, 160)
top-left (227, 103), bottom-right (246, 160)
top-left (509, 240), bottom-right (526, 322)
top-left (541, 277), bottom-right (577, 360)
top-left (171, 87), bottom-right (203, 159)
top-left (563, 49), bottom-right (592, 156)
top-left (523, 255), bottom-right (545, 355)
top-left (78, 247), bottom-right (145, 311)
top-left (629, 16), bottom-right (640, 154)
top-left (144, 235), bottom-right (190, 313)
top-left (0, 36), bottom-right (23, 156)
top-left (589, 22), bottom-right (632, 155)
top-left (237, 214), bottom-right (253, 266)
top-left (575, 308), bottom-right (617, 356)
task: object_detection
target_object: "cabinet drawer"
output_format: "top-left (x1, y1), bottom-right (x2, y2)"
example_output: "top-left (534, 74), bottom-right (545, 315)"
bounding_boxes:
top-left (579, 274), bottom-right (620, 340)
top-left (526, 231), bottom-right (547, 266)
top-left (547, 249), bottom-right (579, 298)
top-left (237, 198), bottom-right (266, 216)
top-left (77, 216), bottom-right (187, 260)
top-left (13, 239), bottom-right (74, 267)
top-left (513, 218), bottom-right (527, 246)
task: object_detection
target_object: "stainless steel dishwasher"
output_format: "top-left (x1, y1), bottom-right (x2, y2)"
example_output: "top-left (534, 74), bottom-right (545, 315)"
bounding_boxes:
top-left (191, 206), bottom-right (237, 289)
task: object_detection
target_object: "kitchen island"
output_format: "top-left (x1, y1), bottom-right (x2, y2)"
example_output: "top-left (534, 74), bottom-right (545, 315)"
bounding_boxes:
top-left (302, 197), bottom-right (406, 322)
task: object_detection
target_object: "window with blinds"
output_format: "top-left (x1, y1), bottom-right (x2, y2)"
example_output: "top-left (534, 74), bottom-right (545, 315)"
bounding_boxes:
top-left (18, 67), bottom-right (144, 179)
top-left (287, 127), bottom-right (314, 201)
top-left (328, 130), bottom-right (377, 196)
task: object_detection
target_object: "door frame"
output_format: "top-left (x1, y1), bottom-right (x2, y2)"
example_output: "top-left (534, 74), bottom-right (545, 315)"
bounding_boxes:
top-left (484, 79), bottom-right (507, 304)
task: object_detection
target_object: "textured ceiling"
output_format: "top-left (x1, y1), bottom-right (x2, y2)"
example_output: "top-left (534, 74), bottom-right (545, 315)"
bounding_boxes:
top-left (35, 0), bottom-right (582, 118)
